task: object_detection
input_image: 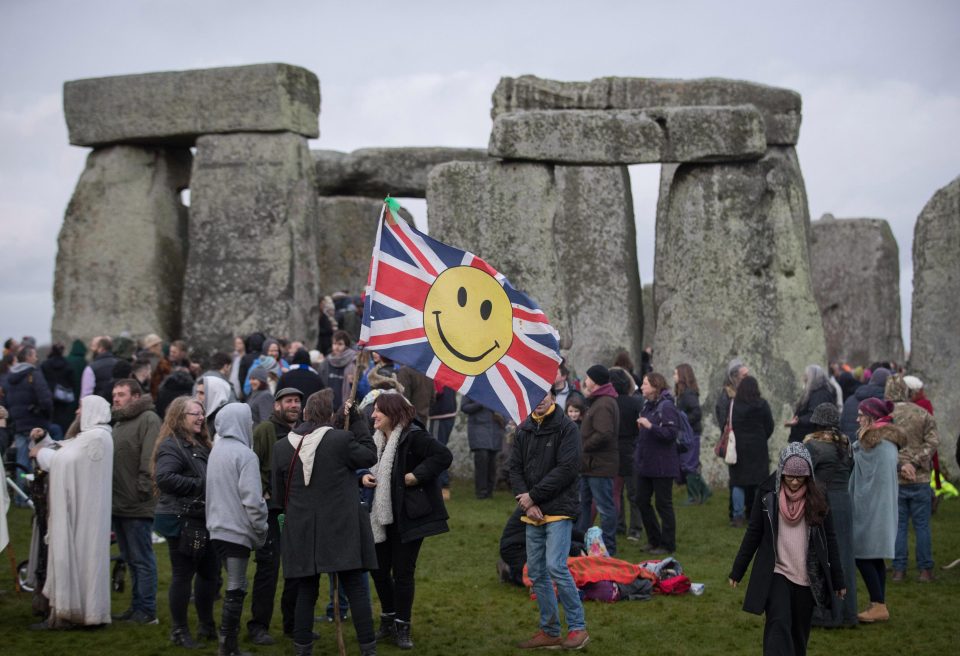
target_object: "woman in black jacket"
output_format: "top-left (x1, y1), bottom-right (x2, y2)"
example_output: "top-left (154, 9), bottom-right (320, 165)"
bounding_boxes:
top-left (802, 403), bottom-right (857, 628)
top-left (273, 389), bottom-right (379, 656)
top-left (151, 396), bottom-right (218, 649)
top-left (729, 443), bottom-right (845, 656)
top-left (366, 392), bottom-right (452, 650)
top-left (786, 365), bottom-right (838, 443)
top-left (728, 376), bottom-right (774, 527)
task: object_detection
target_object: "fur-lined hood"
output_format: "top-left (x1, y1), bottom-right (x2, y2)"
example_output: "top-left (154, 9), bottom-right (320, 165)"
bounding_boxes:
top-left (858, 420), bottom-right (906, 451)
top-left (112, 394), bottom-right (156, 423)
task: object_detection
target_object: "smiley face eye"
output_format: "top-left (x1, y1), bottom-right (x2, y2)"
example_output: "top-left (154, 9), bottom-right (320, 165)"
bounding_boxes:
top-left (458, 286), bottom-right (467, 307)
top-left (480, 300), bottom-right (492, 320)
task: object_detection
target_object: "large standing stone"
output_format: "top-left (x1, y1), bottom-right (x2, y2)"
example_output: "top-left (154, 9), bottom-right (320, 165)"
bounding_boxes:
top-left (182, 132), bottom-right (319, 353)
top-left (492, 75), bottom-right (802, 145)
top-left (910, 175), bottom-right (960, 471)
top-left (488, 106), bottom-right (766, 164)
top-left (64, 63), bottom-right (320, 147)
top-left (654, 147), bottom-right (826, 484)
top-left (810, 214), bottom-right (904, 365)
top-left (314, 148), bottom-right (489, 198)
top-left (427, 160), bottom-right (642, 373)
top-left (52, 145), bottom-right (191, 344)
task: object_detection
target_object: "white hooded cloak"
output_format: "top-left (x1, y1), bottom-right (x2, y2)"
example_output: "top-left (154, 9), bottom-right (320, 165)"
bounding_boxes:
top-left (37, 395), bottom-right (114, 627)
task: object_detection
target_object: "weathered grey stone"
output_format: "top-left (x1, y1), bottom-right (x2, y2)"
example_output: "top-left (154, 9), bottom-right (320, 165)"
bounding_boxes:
top-left (313, 147), bottom-right (488, 198)
top-left (316, 197), bottom-right (394, 294)
top-left (910, 175), bottom-right (960, 472)
top-left (182, 132), bottom-right (319, 353)
top-left (654, 147), bottom-right (826, 484)
top-left (641, 283), bottom-right (656, 350)
top-left (493, 75), bottom-right (802, 145)
top-left (810, 214), bottom-right (904, 365)
top-left (488, 106), bottom-right (766, 164)
top-left (64, 63), bottom-right (320, 147)
top-left (52, 145), bottom-right (191, 345)
top-left (489, 110), bottom-right (663, 163)
top-left (427, 160), bottom-right (642, 372)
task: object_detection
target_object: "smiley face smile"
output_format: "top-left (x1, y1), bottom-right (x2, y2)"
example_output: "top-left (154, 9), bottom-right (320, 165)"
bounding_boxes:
top-left (432, 311), bottom-right (500, 362)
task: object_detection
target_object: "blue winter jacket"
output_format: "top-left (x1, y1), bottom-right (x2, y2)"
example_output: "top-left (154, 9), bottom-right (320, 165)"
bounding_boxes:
top-left (1, 363), bottom-right (52, 433)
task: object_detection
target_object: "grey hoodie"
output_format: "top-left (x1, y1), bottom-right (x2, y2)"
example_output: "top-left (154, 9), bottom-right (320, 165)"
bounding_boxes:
top-left (206, 403), bottom-right (268, 549)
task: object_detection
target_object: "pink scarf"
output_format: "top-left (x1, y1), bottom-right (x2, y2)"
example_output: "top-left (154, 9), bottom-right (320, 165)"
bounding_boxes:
top-left (779, 485), bottom-right (807, 524)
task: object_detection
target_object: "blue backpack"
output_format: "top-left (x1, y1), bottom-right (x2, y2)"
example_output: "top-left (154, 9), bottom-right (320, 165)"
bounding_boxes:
top-left (675, 410), bottom-right (695, 453)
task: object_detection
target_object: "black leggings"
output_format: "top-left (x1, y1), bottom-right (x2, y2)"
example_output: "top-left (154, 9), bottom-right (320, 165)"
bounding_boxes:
top-left (292, 570), bottom-right (373, 645)
top-left (370, 526), bottom-right (423, 622)
top-left (764, 573), bottom-right (814, 656)
top-left (636, 476), bottom-right (676, 551)
top-left (856, 558), bottom-right (886, 603)
top-left (167, 537), bottom-right (220, 628)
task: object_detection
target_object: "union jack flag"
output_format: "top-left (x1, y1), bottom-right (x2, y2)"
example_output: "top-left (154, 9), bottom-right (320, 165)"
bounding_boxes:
top-left (358, 199), bottom-right (561, 424)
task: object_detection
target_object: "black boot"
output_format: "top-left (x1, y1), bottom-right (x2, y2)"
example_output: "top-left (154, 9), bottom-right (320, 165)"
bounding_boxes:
top-left (293, 642), bottom-right (313, 656)
top-left (170, 626), bottom-right (199, 649)
top-left (197, 621), bottom-right (217, 641)
top-left (360, 640), bottom-right (377, 656)
top-left (219, 589), bottom-right (251, 656)
top-left (395, 620), bottom-right (413, 650)
top-left (374, 613), bottom-right (396, 641)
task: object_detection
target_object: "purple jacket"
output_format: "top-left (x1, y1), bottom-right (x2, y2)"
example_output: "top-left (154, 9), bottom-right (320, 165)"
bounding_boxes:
top-left (634, 390), bottom-right (681, 478)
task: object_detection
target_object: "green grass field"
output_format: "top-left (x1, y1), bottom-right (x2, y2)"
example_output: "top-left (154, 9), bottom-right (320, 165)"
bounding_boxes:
top-left (1, 480), bottom-right (957, 655)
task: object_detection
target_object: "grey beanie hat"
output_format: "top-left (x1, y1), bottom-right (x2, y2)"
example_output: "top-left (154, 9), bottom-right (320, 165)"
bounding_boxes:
top-left (810, 402), bottom-right (840, 428)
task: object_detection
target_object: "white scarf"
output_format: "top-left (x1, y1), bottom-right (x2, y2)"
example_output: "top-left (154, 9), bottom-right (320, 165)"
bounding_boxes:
top-left (369, 425), bottom-right (403, 543)
top-left (287, 426), bottom-right (332, 486)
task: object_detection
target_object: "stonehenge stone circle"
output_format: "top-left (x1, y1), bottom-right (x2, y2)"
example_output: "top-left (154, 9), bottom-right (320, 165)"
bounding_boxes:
top-left (52, 145), bottom-right (192, 345)
top-left (910, 175), bottom-right (960, 470)
top-left (314, 147), bottom-right (488, 198)
top-left (810, 214), bottom-right (904, 365)
top-left (488, 105), bottom-right (766, 164)
top-left (182, 132), bottom-right (320, 354)
top-left (654, 147), bottom-right (827, 484)
top-left (64, 63), bottom-right (320, 147)
top-left (492, 75), bottom-right (802, 145)
top-left (426, 160), bottom-right (642, 372)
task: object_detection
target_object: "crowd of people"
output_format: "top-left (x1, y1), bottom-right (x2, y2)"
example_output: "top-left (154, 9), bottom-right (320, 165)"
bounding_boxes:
top-left (0, 306), bottom-right (956, 655)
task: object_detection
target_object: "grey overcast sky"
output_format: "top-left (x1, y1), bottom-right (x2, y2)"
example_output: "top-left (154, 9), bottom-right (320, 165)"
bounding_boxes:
top-left (1, 0), bottom-right (958, 352)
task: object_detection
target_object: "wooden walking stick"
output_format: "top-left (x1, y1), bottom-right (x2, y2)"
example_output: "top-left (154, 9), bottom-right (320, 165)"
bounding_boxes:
top-left (332, 348), bottom-right (371, 656)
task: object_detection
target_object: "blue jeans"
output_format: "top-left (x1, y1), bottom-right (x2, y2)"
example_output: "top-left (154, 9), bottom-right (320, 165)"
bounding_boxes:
top-left (525, 520), bottom-right (585, 636)
top-left (731, 486), bottom-right (746, 520)
top-left (893, 483), bottom-right (933, 571)
top-left (576, 476), bottom-right (617, 556)
top-left (113, 516), bottom-right (158, 615)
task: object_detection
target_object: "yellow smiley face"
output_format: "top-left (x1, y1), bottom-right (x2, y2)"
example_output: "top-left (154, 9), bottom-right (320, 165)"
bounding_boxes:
top-left (423, 266), bottom-right (514, 376)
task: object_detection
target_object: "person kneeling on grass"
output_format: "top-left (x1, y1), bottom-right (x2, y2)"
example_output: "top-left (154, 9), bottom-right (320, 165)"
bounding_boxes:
top-left (728, 443), bottom-right (846, 656)
top-left (508, 388), bottom-right (590, 651)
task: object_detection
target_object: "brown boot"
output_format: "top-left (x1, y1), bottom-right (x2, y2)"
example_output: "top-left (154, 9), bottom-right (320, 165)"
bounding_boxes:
top-left (891, 570), bottom-right (906, 582)
top-left (858, 602), bottom-right (889, 623)
top-left (517, 630), bottom-right (563, 649)
top-left (918, 569), bottom-right (935, 582)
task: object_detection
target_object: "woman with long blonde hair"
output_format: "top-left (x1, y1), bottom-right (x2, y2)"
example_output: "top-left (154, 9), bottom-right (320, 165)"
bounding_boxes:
top-left (151, 396), bottom-right (219, 649)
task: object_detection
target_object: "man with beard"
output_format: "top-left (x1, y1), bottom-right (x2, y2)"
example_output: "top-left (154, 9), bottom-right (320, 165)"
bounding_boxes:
top-left (110, 379), bottom-right (161, 624)
top-left (247, 387), bottom-right (303, 644)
